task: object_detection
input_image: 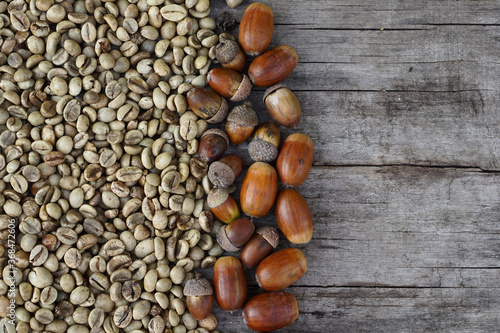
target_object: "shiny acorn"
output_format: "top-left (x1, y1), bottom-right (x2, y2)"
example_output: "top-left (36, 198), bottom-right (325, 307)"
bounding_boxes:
top-left (186, 87), bottom-right (228, 123)
top-left (208, 155), bottom-right (244, 188)
top-left (256, 248), bottom-right (307, 291)
top-left (216, 39), bottom-right (246, 72)
top-left (249, 45), bottom-right (298, 87)
top-left (225, 102), bottom-right (258, 145)
top-left (240, 162), bottom-right (278, 218)
top-left (276, 188), bottom-right (313, 244)
top-left (207, 187), bottom-right (240, 223)
top-left (240, 226), bottom-right (279, 269)
top-left (248, 122), bottom-right (280, 163)
top-left (239, 2), bottom-right (274, 56)
top-left (207, 67), bottom-right (252, 102)
top-left (243, 292), bottom-right (299, 332)
top-left (264, 84), bottom-right (302, 127)
top-left (213, 256), bottom-right (247, 312)
top-left (183, 274), bottom-right (213, 320)
top-left (276, 133), bottom-right (313, 187)
top-left (198, 129), bottom-right (229, 163)
top-left (217, 217), bottom-right (255, 252)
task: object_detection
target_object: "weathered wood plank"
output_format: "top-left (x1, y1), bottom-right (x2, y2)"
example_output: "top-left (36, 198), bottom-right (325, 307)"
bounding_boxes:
top-left (207, 1), bottom-right (500, 332)
top-left (214, 286), bottom-right (500, 332)
top-left (212, 7), bottom-right (500, 169)
top-left (209, 167), bottom-right (500, 331)
top-left (215, 0), bottom-right (500, 28)
top-left (226, 167), bottom-right (500, 288)
top-left (227, 89), bottom-right (500, 170)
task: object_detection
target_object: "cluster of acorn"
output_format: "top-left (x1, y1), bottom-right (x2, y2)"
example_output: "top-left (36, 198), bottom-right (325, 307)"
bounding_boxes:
top-left (183, 3), bottom-right (313, 332)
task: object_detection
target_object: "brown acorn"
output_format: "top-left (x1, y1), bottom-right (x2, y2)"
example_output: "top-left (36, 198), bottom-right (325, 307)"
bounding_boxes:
top-left (213, 256), bottom-right (247, 312)
top-left (240, 162), bottom-right (278, 218)
top-left (186, 87), bottom-right (228, 123)
top-left (183, 274), bottom-right (213, 320)
top-left (216, 39), bottom-right (246, 72)
top-left (207, 187), bottom-right (240, 223)
top-left (264, 84), bottom-right (302, 128)
top-left (208, 155), bottom-right (244, 188)
top-left (243, 292), bottom-right (299, 332)
top-left (256, 248), bottom-right (307, 291)
top-left (207, 68), bottom-right (252, 102)
top-left (276, 133), bottom-right (313, 187)
top-left (275, 188), bottom-right (313, 244)
top-left (217, 217), bottom-right (255, 252)
top-left (248, 122), bottom-right (280, 163)
top-left (239, 2), bottom-right (274, 56)
top-left (240, 226), bottom-right (279, 269)
top-left (248, 45), bottom-right (298, 87)
top-left (225, 102), bottom-right (258, 145)
top-left (198, 129), bottom-right (229, 163)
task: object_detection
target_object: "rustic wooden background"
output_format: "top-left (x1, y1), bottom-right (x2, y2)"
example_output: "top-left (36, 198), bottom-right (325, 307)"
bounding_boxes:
top-left (206, 1), bottom-right (500, 332)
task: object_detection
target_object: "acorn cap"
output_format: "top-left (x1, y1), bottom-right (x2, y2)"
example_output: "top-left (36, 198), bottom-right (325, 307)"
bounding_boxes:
top-left (201, 128), bottom-right (230, 148)
top-left (227, 103), bottom-right (258, 127)
top-left (216, 40), bottom-right (239, 64)
top-left (230, 74), bottom-right (252, 102)
top-left (206, 97), bottom-right (228, 124)
top-left (256, 226), bottom-right (279, 248)
top-left (263, 83), bottom-right (288, 102)
top-left (208, 161), bottom-right (235, 188)
top-left (207, 187), bottom-right (229, 208)
top-left (248, 139), bottom-right (278, 163)
top-left (216, 225), bottom-right (240, 252)
top-left (183, 275), bottom-right (213, 297)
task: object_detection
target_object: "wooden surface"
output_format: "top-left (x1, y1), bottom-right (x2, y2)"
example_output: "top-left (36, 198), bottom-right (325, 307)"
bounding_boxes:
top-left (207, 1), bottom-right (500, 332)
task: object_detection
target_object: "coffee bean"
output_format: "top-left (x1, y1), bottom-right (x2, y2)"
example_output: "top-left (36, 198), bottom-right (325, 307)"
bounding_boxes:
top-left (63, 99), bottom-right (81, 122)
top-left (10, 174), bottom-right (28, 193)
top-left (116, 166), bottom-right (142, 182)
top-left (160, 4), bottom-right (188, 22)
top-left (122, 280), bottom-right (141, 302)
top-left (89, 273), bottom-right (110, 291)
top-left (64, 248), bottom-right (82, 268)
top-left (44, 151), bottom-right (65, 166)
top-left (113, 305), bottom-right (132, 328)
top-left (10, 11), bottom-right (30, 32)
top-left (88, 307), bottom-right (105, 329)
top-left (29, 244), bottom-right (49, 266)
top-left (69, 286), bottom-right (90, 305)
top-left (56, 227), bottom-right (78, 245)
top-left (101, 239), bottom-right (125, 257)
top-left (84, 164), bottom-right (102, 182)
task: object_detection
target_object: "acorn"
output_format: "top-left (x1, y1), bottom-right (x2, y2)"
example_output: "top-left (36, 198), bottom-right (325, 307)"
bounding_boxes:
top-left (275, 188), bottom-right (313, 244)
top-left (207, 68), bottom-right (252, 102)
top-left (239, 2), bottom-right (274, 56)
top-left (216, 39), bottom-right (246, 72)
top-left (186, 87), bottom-right (228, 123)
top-left (248, 122), bottom-right (280, 163)
top-left (198, 129), bottom-right (229, 163)
top-left (243, 292), bottom-right (299, 332)
top-left (240, 226), bottom-right (279, 269)
top-left (256, 248), bottom-right (307, 291)
top-left (183, 274), bottom-right (213, 320)
top-left (225, 102), bottom-right (258, 145)
top-left (208, 155), bottom-right (244, 188)
top-left (207, 187), bottom-right (240, 223)
top-left (248, 45), bottom-right (298, 87)
top-left (213, 256), bottom-right (247, 312)
top-left (217, 217), bottom-right (255, 252)
top-left (264, 84), bottom-right (302, 128)
top-left (240, 162), bottom-right (278, 218)
top-left (276, 133), bottom-right (313, 187)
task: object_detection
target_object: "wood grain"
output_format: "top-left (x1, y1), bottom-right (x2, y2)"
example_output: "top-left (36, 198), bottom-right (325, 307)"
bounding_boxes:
top-left (208, 1), bottom-right (500, 332)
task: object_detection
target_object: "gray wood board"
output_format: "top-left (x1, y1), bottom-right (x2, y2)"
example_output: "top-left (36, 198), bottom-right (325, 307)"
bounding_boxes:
top-left (208, 1), bottom-right (500, 332)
